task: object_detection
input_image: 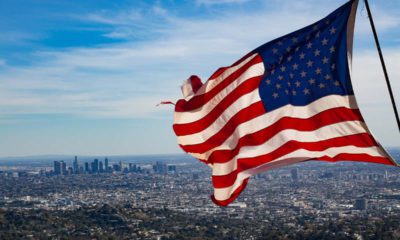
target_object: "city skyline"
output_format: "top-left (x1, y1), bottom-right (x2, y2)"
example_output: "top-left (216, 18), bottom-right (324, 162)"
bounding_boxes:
top-left (0, 0), bottom-right (399, 157)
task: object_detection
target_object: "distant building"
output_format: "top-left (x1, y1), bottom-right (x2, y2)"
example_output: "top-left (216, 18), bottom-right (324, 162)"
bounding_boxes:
top-left (93, 159), bottom-right (99, 173)
top-left (113, 164), bottom-right (121, 172)
top-left (105, 158), bottom-right (109, 172)
top-left (291, 168), bottom-right (299, 181)
top-left (54, 161), bottom-right (61, 175)
top-left (84, 162), bottom-right (89, 173)
top-left (355, 198), bottom-right (367, 210)
top-left (73, 156), bottom-right (79, 174)
top-left (99, 161), bottom-right (104, 173)
top-left (168, 165), bottom-right (177, 173)
top-left (153, 162), bottom-right (167, 174)
top-left (61, 161), bottom-right (67, 175)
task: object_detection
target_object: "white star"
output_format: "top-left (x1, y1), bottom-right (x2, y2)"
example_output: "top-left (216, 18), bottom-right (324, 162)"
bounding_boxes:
top-left (331, 64), bottom-right (336, 70)
top-left (292, 90), bottom-right (297, 95)
top-left (309, 78), bottom-right (316, 85)
top-left (316, 31), bottom-right (321, 38)
top-left (285, 89), bottom-right (289, 95)
top-left (271, 69), bottom-right (275, 75)
top-left (287, 55), bottom-right (293, 62)
top-left (281, 66), bottom-right (286, 72)
top-left (292, 37), bottom-right (298, 43)
top-left (314, 49), bottom-right (320, 56)
top-left (307, 42), bottom-right (313, 49)
top-left (330, 46), bottom-right (335, 53)
top-left (292, 63), bottom-right (299, 70)
top-left (286, 46), bottom-right (291, 52)
top-left (277, 41), bottom-right (283, 46)
top-left (307, 60), bottom-right (313, 67)
top-left (322, 57), bottom-right (329, 64)
top-left (295, 47), bottom-right (300, 52)
top-left (325, 19), bottom-right (330, 25)
top-left (325, 74), bottom-right (331, 80)
top-left (295, 81), bottom-right (301, 87)
top-left (299, 52), bottom-right (305, 59)
top-left (330, 27), bottom-right (336, 34)
top-left (273, 93), bottom-right (279, 98)
top-left (303, 88), bottom-right (310, 95)
top-left (289, 73), bottom-right (294, 79)
top-left (278, 75), bottom-right (283, 80)
top-left (276, 83), bottom-right (281, 89)
top-left (300, 71), bottom-right (307, 78)
top-left (315, 68), bottom-right (322, 74)
top-left (272, 48), bottom-right (278, 54)
top-left (287, 82), bottom-right (291, 87)
top-left (313, 25), bottom-right (319, 30)
top-left (334, 81), bottom-right (340, 86)
top-left (319, 83), bottom-right (325, 88)
top-left (322, 38), bottom-right (328, 46)
top-left (266, 79), bottom-right (271, 85)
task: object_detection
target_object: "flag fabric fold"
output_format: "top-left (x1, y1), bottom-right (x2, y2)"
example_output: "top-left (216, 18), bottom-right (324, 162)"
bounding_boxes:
top-left (173, 0), bottom-right (399, 207)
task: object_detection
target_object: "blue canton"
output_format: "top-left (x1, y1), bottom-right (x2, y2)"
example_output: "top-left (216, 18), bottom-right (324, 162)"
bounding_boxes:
top-left (257, 0), bottom-right (354, 112)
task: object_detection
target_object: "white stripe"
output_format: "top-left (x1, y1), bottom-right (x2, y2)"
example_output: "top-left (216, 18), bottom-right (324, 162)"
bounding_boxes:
top-left (213, 146), bottom-right (385, 201)
top-left (212, 120), bottom-right (368, 176)
top-left (185, 95), bottom-right (358, 152)
top-left (181, 78), bottom-right (195, 101)
top-left (195, 53), bottom-right (258, 96)
top-left (177, 89), bottom-right (261, 145)
top-left (174, 62), bottom-right (264, 125)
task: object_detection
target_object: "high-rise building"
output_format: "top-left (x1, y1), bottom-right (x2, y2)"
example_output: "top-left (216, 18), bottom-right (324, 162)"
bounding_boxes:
top-left (92, 159), bottom-right (99, 173)
top-left (168, 165), bottom-right (176, 173)
top-left (99, 161), bottom-right (104, 173)
top-left (105, 158), bottom-right (109, 172)
top-left (73, 156), bottom-right (79, 174)
top-left (60, 161), bottom-right (67, 175)
top-left (54, 161), bottom-right (61, 175)
top-left (153, 161), bottom-right (167, 174)
top-left (84, 162), bottom-right (89, 173)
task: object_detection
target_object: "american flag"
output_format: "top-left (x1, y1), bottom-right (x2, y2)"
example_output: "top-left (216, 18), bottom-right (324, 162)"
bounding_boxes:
top-left (173, 0), bottom-right (398, 206)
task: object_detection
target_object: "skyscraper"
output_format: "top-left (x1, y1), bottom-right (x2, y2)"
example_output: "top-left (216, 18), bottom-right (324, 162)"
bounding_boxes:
top-left (84, 162), bottom-right (89, 173)
top-left (105, 158), bottom-right (109, 172)
top-left (73, 156), bottom-right (79, 174)
top-left (60, 161), bottom-right (67, 175)
top-left (54, 161), bottom-right (61, 175)
top-left (93, 159), bottom-right (99, 173)
top-left (99, 161), bottom-right (104, 173)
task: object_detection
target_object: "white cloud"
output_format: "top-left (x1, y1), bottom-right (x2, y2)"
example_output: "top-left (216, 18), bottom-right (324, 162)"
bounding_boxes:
top-left (0, 0), bottom-right (399, 125)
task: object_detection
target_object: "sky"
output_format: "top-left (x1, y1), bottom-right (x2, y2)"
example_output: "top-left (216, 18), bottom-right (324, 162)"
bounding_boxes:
top-left (0, 0), bottom-right (399, 157)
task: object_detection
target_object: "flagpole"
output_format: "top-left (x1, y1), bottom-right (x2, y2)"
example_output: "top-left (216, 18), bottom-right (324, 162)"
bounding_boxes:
top-left (364, 0), bottom-right (400, 133)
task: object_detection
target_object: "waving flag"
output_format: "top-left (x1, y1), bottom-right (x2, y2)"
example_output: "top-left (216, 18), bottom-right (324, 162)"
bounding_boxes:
top-left (173, 0), bottom-right (398, 207)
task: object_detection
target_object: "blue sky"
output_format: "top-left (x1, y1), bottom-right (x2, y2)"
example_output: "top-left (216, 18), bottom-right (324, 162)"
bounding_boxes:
top-left (0, 0), bottom-right (399, 157)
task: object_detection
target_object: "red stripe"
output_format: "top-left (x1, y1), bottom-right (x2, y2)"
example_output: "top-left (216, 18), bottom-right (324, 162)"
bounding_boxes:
top-left (189, 75), bottom-right (203, 93)
top-left (212, 133), bottom-right (388, 189)
top-left (211, 178), bottom-right (249, 207)
top-left (208, 52), bottom-right (255, 81)
top-left (175, 55), bottom-right (263, 112)
top-left (180, 107), bottom-right (364, 157)
top-left (173, 76), bottom-right (263, 136)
